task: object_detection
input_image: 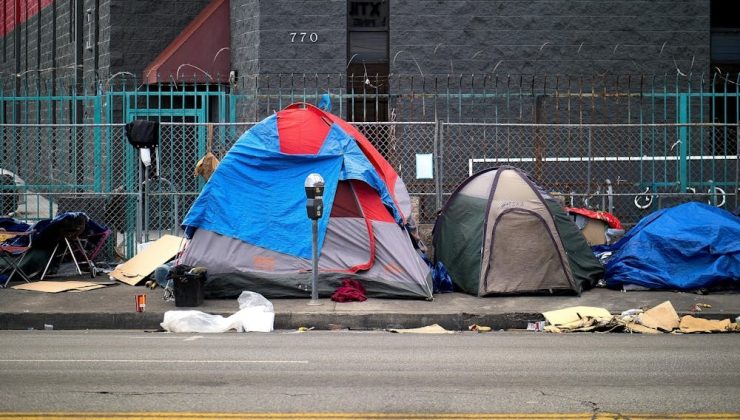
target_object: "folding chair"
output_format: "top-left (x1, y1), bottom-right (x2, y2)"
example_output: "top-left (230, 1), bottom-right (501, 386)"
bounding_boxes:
top-left (36, 212), bottom-right (97, 280)
top-left (0, 229), bottom-right (35, 288)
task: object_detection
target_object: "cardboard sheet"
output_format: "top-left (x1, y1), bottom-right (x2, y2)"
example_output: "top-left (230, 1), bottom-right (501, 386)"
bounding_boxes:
top-left (624, 322), bottom-right (662, 334)
top-left (638, 301), bottom-right (679, 332)
top-left (387, 324), bottom-right (454, 334)
top-left (13, 281), bottom-right (108, 293)
top-left (542, 306), bottom-right (612, 327)
top-left (679, 315), bottom-right (732, 333)
top-left (110, 235), bottom-right (186, 285)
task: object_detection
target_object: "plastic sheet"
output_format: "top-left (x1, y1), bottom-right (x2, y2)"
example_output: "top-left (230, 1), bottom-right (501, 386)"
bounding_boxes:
top-left (160, 291), bottom-right (274, 333)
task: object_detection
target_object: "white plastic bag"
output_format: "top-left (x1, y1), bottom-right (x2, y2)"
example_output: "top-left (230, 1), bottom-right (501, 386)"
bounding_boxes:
top-left (160, 291), bottom-right (275, 333)
top-left (237, 290), bottom-right (274, 312)
top-left (160, 310), bottom-right (240, 333)
top-left (233, 291), bottom-right (274, 332)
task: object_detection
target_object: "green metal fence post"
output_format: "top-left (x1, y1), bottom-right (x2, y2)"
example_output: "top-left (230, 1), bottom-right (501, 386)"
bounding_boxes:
top-left (678, 94), bottom-right (688, 192)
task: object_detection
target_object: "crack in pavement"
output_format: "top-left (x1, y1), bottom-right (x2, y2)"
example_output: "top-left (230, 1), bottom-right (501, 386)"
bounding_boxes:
top-left (535, 389), bottom-right (630, 419)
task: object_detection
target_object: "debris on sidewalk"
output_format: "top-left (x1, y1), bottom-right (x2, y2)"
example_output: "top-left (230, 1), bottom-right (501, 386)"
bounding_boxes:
top-left (541, 300), bottom-right (739, 334)
top-left (689, 303), bottom-right (712, 312)
top-left (679, 315), bottom-right (734, 333)
top-left (468, 324), bottom-right (491, 333)
top-left (387, 324), bottom-right (454, 334)
top-left (12, 280), bottom-right (110, 293)
top-left (526, 321), bottom-right (547, 332)
top-left (160, 291), bottom-right (274, 333)
top-left (110, 235), bottom-right (185, 286)
top-left (636, 300), bottom-right (679, 332)
top-left (542, 306), bottom-right (612, 332)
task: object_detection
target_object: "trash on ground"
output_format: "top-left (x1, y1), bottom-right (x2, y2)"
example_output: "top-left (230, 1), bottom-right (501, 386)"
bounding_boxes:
top-left (637, 300), bottom-right (679, 332)
top-left (387, 324), bottom-right (454, 334)
top-left (160, 290), bottom-right (274, 333)
top-left (623, 321), bottom-right (662, 334)
top-left (469, 324), bottom-right (491, 332)
top-left (679, 315), bottom-right (734, 333)
top-left (542, 306), bottom-right (612, 329)
top-left (620, 308), bottom-right (643, 317)
top-left (12, 280), bottom-right (109, 293)
top-left (526, 321), bottom-right (547, 332)
top-left (297, 326), bottom-right (314, 332)
top-left (110, 235), bottom-right (186, 286)
top-left (541, 300), bottom-right (739, 334)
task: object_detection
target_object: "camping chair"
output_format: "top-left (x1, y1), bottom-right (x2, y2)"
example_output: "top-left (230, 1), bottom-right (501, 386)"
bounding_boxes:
top-left (33, 212), bottom-right (98, 280)
top-left (0, 229), bottom-right (35, 288)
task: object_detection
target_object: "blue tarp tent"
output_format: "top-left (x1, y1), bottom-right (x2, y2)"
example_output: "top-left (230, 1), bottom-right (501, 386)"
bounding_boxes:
top-left (179, 104), bottom-right (432, 299)
top-left (599, 202), bottom-right (740, 290)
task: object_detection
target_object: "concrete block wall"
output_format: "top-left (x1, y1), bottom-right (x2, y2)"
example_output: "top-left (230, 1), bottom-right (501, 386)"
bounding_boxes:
top-left (390, 0), bottom-right (710, 77)
top-left (108, 0), bottom-right (211, 79)
top-left (256, 0), bottom-right (346, 75)
top-left (229, 0), bottom-right (259, 121)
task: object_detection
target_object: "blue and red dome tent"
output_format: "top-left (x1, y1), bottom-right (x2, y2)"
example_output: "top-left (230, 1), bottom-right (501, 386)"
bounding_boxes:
top-left (181, 103), bottom-right (432, 299)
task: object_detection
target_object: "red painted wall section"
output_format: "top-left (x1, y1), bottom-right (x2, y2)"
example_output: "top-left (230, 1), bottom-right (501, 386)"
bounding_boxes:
top-left (1, 0), bottom-right (55, 37)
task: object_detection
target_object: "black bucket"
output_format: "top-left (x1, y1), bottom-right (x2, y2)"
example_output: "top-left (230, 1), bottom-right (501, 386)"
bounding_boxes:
top-left (170, 265), bottom-right (206, 307)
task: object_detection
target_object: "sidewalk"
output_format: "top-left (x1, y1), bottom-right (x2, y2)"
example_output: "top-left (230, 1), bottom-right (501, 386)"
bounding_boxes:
top-left (1, 274), bottom-right (738, 331)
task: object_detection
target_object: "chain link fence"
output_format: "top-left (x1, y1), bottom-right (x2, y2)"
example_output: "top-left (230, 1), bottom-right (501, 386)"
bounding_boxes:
top-left (2, 121), bottom-right (738, 263)
top-left (441, 122), bottom-right (738, 226)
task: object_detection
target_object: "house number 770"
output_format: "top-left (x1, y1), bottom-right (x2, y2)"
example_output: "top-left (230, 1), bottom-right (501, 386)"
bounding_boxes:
top-left (290, 32), bottom-right (318, 43)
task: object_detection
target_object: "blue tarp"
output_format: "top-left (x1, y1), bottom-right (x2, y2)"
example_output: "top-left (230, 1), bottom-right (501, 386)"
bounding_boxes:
top-left (598, 202), bottom-right (740, 290)
top-left (182, 115), bottom-right (401, 260)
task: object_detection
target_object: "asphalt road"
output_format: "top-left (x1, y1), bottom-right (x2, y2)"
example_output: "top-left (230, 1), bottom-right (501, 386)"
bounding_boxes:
top-left (0, 330), bottom-right (739, 416)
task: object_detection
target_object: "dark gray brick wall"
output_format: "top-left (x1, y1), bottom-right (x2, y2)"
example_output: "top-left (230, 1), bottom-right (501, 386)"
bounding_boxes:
top-left (108, 0), bottom-right (211, 79)
top-left (390, 0), bottom-right (710, 76)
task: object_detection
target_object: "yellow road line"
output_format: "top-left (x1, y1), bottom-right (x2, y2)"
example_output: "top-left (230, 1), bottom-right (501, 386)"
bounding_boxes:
top-left (0, 413), bottom-right (739, 420)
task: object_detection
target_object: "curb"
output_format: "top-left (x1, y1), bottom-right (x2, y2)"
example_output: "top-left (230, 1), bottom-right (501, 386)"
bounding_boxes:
top-left (2, 311), bottom-right (736, 331)
top-left (0, 312), bottom-right (546, 331)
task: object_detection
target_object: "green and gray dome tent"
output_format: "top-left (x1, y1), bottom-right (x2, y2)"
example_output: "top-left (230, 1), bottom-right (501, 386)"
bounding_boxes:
top-left (433, 166), bottom-right (603, 296)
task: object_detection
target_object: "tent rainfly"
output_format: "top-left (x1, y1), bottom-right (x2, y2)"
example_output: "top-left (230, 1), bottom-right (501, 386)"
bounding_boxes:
top-left (180, 103), bottom-right (432, 299)
top-left (433, 166), bottom-right (604, 296)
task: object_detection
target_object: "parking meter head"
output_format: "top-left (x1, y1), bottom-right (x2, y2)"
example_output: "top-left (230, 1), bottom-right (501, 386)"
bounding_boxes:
top-left (305, 174), bottom-right (325, 220)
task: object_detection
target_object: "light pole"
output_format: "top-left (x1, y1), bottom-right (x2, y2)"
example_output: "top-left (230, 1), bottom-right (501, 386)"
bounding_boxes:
top-left (304, 173), bottom-right (325, 306)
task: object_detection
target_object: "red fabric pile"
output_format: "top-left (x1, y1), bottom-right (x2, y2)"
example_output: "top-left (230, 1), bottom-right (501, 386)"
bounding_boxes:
top-left (331, 279), bottom-right (367, 302)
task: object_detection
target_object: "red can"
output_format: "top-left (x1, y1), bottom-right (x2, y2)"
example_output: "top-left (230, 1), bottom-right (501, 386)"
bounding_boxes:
top-left (135, 294), bottom-right (147, 312)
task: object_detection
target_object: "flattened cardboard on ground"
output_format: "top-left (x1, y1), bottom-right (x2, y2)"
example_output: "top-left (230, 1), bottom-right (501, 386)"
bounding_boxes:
top-left (109, 235), bottom-right (186, 286)
top-left (12, 281), bottom-right (108, 293)
top-left (637, 301), bottom-right (679, 331)
top-left (624, 322), bottom-right (662, 334)
top-left (542, 306), bottom-right (612, 327)
top-left (679, 315), bottom-right (732, 333)
top-left (388, 324), bottom-right (454, 334)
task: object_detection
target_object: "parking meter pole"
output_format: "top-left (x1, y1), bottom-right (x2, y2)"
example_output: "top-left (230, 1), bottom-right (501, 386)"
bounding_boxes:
top-left (305, 173), bottom-right (324, 306)
top-left (308, 218), bottom-right (320, 305)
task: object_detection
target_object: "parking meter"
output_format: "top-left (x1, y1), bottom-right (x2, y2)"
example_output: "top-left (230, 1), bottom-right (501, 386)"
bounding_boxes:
top-left (304, 173), bottom-right (324, 305)
top-left (304, 173), bottom-right (325, 220)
